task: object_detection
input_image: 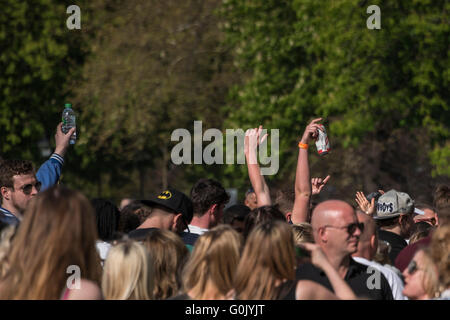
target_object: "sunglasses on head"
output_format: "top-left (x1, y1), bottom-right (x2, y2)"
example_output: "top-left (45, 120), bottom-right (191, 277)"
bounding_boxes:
top-left (17, 181), bottom-right (42, 195)
top-left (324, 222), bottom-right (364, 235)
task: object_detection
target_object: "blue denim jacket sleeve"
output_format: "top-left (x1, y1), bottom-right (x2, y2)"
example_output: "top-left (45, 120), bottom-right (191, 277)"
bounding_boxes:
top-left (36, 153), bottom-right (64, 191)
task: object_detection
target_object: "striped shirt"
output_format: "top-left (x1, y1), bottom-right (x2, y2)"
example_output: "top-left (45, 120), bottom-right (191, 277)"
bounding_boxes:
top-left (0, 207), bottom-right (20, 226)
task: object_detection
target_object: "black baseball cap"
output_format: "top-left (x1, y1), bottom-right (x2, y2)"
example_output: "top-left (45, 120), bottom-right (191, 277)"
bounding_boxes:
top-left (140, 188), bottom-right (193, 225)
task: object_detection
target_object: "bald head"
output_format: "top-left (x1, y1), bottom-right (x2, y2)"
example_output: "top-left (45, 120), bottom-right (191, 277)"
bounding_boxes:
top-left (311, 200), bottom-right (361, 260)
top-left (311, 200), bottom-right (355, 230)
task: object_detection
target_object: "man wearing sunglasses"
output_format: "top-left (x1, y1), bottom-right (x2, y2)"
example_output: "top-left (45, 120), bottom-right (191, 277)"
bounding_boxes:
top-left (0, 160), bottom-right (41, 225)
top-left (0, 123), bottom-right (75, 225)
top-left (296, 200), bottom-right (393, 299)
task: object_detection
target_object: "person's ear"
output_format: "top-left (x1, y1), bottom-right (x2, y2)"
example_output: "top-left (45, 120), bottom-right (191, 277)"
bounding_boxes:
top-left (318, 227), bottom-right (327, 244)
top-left (285, 212), bottom-right (292, 223)
top-left (209, 204), bottom-right (218, 216)
top-left (370, 234), bottom-right (377, 252)
top-left (1, 186), bottom-right (11, 201)
top-left (173, 213), bottom-right (184, 231)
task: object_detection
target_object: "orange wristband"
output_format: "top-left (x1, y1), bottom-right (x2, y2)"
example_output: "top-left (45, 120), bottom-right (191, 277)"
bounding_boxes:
top-left (298, 142), bottom-right (308, 149)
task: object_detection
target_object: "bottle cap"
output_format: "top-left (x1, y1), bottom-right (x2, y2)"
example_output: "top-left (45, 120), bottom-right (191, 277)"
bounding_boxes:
top-left (65, 103), bottom-right (72, 108)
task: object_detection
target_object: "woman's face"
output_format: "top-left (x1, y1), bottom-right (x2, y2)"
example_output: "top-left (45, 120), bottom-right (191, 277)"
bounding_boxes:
top-left (402, 250), bottom-right (429, 300)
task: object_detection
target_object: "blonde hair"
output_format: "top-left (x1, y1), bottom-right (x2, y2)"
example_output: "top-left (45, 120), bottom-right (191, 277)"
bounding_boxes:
top-left (291, 223), bottom-right (314, 245)
top-left (102, 240), bottom-right (154, 300)
top-left (0, 225), bottom-right (17, 278)
top-left (0, 186), bottom-right (102, 299)
top-left (143, 229), bottom-right (189, 299)
top-left (429, 225), bottom-right (450, 295)
top-left (182, 225), bottom-right (242, 299)
top-left (234, 220), bottom-right (295, 300)
top-left (415, 249), bottom-right (439, 298)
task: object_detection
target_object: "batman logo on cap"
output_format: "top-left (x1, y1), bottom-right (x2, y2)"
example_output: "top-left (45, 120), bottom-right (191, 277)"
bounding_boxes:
top-left (158, 191), bottom-right (172, 200)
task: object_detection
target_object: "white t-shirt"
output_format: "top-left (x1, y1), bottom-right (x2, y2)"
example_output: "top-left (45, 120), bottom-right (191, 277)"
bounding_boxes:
top-left (184, 225), bottom-right (209, 236)
top-left (353, 256), bottom-right (407, 300)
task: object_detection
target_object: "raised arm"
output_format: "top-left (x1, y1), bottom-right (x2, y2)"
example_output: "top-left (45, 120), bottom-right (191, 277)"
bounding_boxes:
top-left (36, 123), bottom-right (75, 191)
top-left (244, 126), bottom-right (271, 207)
top-left (291, 118), bottom-right (321, 224)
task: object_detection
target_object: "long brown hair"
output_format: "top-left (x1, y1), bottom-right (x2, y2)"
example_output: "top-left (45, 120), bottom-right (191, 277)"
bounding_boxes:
top-left (182, 225), bottom-right (242, 299)
top-left (0, 186), bottom-right (102, 299)
top-left (234, 220), bottom-right (296, 300)
top-left (143, 229), bottom-right (189, 299)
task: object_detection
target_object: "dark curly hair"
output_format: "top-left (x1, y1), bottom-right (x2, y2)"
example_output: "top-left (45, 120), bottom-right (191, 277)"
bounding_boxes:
top-left (190, 179), bottom-right (229, 217)
top-left (0, 160), bottom-right (35, 201)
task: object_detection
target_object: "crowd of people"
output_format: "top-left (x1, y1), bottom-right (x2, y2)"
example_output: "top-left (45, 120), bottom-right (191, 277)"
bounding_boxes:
top-left (0, 119), bottom-right (448, 300)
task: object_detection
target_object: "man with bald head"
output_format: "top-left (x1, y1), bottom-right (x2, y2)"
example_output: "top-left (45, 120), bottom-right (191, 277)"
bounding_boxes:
top-left (352, 210), bottom-right (406, 300)
top-left (296, 200), bottom-right (393, 300)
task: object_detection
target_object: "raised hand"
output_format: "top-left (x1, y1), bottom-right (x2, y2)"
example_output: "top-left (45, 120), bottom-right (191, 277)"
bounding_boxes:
top-left (245, 125), bottom-right (268, 158)
top-left (298, 242), bottom-right (331, 271)
top-left (300, 118), bottom-right (322, 144)
top-left (355, 191), bottom-right (375, 215)
top-left (311, 175), bottom-right (331, 195)
top-left (245, 125), bottom-right (271, 207)
top-left (54, 122), bottom-right (76, 157)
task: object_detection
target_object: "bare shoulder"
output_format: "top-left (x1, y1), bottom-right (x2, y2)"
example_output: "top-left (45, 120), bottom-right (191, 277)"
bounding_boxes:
top-left (66, 279), bottom-right (103, 300)
top-left (296, 280), bottom-right (338, 300)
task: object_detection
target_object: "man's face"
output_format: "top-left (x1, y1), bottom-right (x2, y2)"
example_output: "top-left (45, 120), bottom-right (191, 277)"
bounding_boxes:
top-left (414, 208), bottom-right (438, 226)
top-left (322, 209), bottom-right (362, 256)
top-left (244, 193), bottom-right (257, 210)
top-left (8, 174), bottom-right (40, 214)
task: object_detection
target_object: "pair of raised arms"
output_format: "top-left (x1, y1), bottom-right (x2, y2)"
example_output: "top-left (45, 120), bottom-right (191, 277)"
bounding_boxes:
top-left (244, 118), bottom-right (330, 223)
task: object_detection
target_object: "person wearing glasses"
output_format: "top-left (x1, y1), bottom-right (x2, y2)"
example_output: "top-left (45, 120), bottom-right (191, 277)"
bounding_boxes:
top-left (413, 203), bottom-right (439, 227)
top-left (402, 248), bottom-right (439, 300)
top-left (296, 200), bottom-right (394, 300)
top-left (0, 123), bottom-right (74, 226)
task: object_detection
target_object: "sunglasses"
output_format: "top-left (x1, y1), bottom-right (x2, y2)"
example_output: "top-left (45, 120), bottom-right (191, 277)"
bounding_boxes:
top-left (416, 218), bottom-right (437, 226)
top-left (407, 260), bottom-right (422, 275)
top-left (17, 181), bottom-right (42, 195)
top-left (324, 222), bottom-right (364, 235)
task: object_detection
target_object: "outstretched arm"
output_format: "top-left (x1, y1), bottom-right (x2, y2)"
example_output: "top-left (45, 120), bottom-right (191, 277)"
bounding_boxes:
top-left (244, 126), bottom-right (271, 207)
top-left (291, 118), bottom-right (321, 224)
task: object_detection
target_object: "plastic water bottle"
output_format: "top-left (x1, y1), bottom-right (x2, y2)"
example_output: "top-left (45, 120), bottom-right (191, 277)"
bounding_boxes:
top-left (62, 103), bottom-right (76, 145)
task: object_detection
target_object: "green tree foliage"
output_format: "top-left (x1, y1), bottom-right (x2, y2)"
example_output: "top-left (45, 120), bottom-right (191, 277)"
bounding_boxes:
top-left (68, 0), bottom-right (237, 198)
top-left (0, 0), bottom-right (87, 161)
top-left (220, 0), bottom-right (449, 197)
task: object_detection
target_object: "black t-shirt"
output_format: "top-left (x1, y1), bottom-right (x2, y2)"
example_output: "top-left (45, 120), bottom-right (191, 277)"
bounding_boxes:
top-left (128, 227), bottom-right (159, 241)
top-left (181, 231), bottom-right (200, 246)
top-left (296, 258), bottom-right (393, 300)
top-left (378, 229), bottom-right (408, 265)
